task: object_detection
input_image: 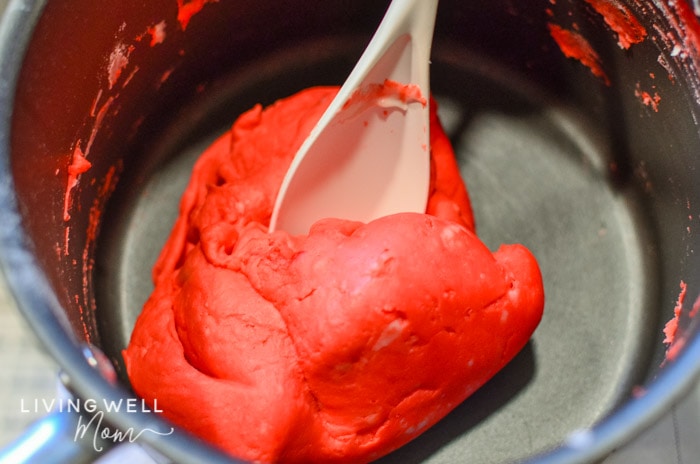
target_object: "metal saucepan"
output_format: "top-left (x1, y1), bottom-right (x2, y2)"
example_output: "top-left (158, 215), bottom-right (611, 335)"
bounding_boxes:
top-left (2, 0), bottom-right (700, 463)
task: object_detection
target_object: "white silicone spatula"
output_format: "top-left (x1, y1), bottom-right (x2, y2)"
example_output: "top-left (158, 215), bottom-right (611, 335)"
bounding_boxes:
top-left (269, 0), bottom-right (439, 235)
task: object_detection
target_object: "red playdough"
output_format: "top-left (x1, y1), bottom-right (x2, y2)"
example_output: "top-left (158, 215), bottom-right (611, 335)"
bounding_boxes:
top-left (123, 86), bottom-right (544, 463)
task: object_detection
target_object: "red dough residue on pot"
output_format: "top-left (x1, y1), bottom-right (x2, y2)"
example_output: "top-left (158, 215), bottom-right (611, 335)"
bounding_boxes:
top-left (123, 86), bottom-right (544, 463)
top-left (663, 281), bottom-right (687, 348)
top-left (135, 20), bottom-right (167, 48)
top-left (583, 0), bottom-right (647, 49)
top-left (177, 0), bottom-right (219, 30)
top-left (662, 280), bottom-right (700, 364)
top-left (663, 282), bottom-right (686, 363)
top-left (63, 145), bottom-right (92, 222)
top-left (548, 23), bottom-right (611, 86)
top-left (634, 82), bottom-right (661, 112)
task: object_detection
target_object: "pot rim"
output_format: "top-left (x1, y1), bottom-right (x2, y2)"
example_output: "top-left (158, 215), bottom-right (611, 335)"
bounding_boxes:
top-left (0, 1), bottom-right (698, 463)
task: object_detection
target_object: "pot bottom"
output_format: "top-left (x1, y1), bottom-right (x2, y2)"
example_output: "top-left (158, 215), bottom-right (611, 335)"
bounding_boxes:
top-left (95, 38), bottom-right (659, 463)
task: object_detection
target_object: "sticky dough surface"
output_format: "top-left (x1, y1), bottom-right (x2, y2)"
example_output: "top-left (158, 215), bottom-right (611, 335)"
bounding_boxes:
top-left (123, 87), bottom-right (544, 463)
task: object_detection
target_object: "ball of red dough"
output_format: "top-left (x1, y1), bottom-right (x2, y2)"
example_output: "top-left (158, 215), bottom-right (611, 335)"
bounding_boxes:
top-left (123, 87), bottom-right (544, 463)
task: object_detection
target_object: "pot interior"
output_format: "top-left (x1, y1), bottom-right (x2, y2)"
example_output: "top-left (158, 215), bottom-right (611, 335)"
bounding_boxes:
top-left (7, 0), bottom-right (700, 463)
